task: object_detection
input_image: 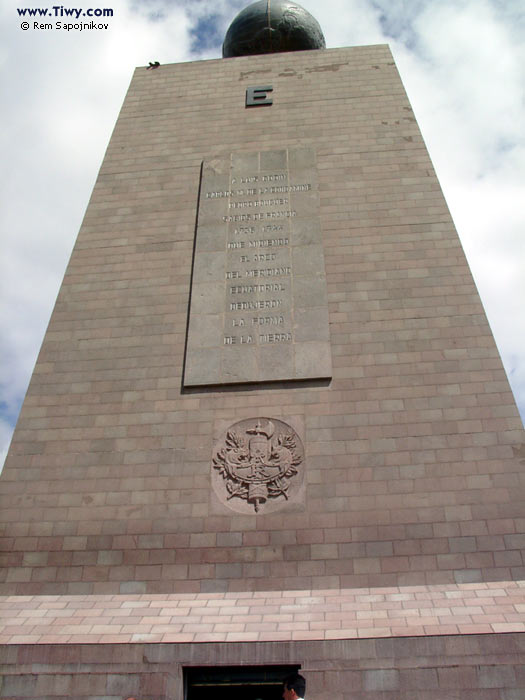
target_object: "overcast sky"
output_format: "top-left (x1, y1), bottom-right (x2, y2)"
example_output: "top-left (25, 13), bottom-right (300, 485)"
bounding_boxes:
top-left (1, 0), bottom-right (524, 467)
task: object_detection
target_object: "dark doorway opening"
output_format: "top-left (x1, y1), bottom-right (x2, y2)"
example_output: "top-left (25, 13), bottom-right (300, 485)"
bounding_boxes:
top-left (185, 665), bottom-right (301, 700)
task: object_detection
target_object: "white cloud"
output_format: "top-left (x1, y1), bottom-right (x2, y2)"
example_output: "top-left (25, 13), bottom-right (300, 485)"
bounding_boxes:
top-left (389, 0), bottom-right (525, 418)
top-left (1, 0), bottom-right (524, 471)
top-left (1, 0), bottom-right (193, 470)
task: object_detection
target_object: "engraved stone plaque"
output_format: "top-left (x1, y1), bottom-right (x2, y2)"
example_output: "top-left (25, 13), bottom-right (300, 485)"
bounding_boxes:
top-left (184, 148), bottom-right (332, 386)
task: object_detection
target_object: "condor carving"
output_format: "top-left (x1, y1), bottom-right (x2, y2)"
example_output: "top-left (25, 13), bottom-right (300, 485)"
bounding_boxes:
top-left (212, 418), bottom-right (304, 514)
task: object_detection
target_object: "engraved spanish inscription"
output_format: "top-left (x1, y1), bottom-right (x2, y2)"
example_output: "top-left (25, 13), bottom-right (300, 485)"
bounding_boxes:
top-left (184, 148), bottom-right (332, 386)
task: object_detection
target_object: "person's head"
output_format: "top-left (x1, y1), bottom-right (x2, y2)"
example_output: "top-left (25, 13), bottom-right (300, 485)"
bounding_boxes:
top-left (282, 673), bottom-right (306, 700)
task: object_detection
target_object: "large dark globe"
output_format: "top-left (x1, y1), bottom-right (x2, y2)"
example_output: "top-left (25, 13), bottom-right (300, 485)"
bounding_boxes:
top-left (223, 0), bottom-right (326, 58)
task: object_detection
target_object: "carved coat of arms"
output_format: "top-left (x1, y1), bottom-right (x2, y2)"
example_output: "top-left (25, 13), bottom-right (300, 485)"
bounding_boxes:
top-left (212, 418), bottom-right (304, 513)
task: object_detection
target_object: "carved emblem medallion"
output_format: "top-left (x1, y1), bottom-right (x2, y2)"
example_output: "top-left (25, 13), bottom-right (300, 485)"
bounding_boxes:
top-left (212, 418), bottom-right (304, 514)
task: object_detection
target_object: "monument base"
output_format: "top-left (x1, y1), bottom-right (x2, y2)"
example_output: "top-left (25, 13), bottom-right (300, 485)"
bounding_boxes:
top-left (1, 581), bottom-right (525, 697)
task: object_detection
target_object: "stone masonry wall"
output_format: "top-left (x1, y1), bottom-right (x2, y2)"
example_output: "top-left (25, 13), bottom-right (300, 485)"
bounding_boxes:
top-left (1, 46), bottom-right (524, 595)
top-left (1, 635), bottom-right (524, 699)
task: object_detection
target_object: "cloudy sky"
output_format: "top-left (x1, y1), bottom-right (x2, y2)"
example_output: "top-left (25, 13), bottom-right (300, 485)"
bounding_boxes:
top-left (1, 0), bottom-right (524, 467)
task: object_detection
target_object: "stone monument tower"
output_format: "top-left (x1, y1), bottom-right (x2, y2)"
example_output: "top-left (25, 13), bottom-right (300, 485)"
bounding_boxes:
top-left (1, 1), bottom-right (524, 697)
